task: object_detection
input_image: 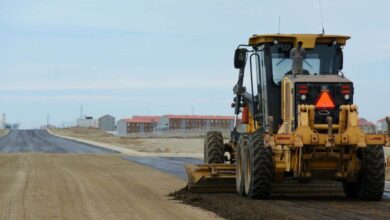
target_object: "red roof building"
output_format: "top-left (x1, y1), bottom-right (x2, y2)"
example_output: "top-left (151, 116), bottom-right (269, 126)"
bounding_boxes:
top-left (132, 116), bottom-right (160, 122)
top-left (117, 114), bottom-right (239, 134)
top-left (117, 116), bottom-right (160, 134)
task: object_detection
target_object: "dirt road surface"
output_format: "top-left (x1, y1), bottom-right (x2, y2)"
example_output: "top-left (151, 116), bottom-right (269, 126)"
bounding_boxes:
top-left (171, 188), bottom-right (390, 220)
top-left (0, 153), bottom-right (219, 220)
top-left (0, 130), bottom-right (219, 219)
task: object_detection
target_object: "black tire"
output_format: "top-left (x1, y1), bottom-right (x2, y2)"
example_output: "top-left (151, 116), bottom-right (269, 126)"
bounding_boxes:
top-left (244, 132), bottom-right (274, 199)
top-left (236, 133), bottom-right (249, 196)
top-left (356, 145), bottom-right (385, 201)
top-left (204, 131), bottom-right (224, 164)
top-left (342, 181), bottom-right (357, 199)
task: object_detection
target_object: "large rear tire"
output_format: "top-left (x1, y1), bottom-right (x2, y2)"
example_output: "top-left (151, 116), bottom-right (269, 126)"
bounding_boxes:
top-left (356, 145), bottom-right (385, 201)
top-left (244, 132), bottom-right (274, 199)
top-left (236, 133), bottom-right (249, 196)
top-left (204, 131), bottom-right (224, 164)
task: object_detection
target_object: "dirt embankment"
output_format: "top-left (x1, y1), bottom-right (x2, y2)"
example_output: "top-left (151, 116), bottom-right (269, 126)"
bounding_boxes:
top-left (171, 188), bottom-right (390, 220)
top-left (50, 128), bottom-right (204, 155)
top-left (0, 154), bottom-right (220, 220)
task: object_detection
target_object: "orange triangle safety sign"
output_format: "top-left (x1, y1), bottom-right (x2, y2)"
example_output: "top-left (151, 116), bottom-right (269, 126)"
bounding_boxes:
top-left (315, 90), bottom-right (335, 109)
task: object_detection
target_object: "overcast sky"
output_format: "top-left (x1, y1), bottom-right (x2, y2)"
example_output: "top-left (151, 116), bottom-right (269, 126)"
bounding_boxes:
top-left (0, 0), bottom-right (389, 128)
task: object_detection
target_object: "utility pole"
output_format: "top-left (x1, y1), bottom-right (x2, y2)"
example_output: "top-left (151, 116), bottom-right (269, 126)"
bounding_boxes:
top-left (47, 113), bottom-right (50, 128)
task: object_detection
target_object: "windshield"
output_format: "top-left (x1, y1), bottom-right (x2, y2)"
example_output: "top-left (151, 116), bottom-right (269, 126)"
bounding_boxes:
top-left (270, 44), bottom-right (340, 83)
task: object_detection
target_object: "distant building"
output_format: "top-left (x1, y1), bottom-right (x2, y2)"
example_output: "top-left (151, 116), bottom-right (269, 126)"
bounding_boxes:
top-left (117, 116), bottom-right (160, 135)
top-left (116, 119), bottom-right (130, 135)
top-left (98, 114), bottom-right (115, 131)
top-left (157, 115), bottom-right (235, 131)
top-left (358, 118), bottom-right (376, 134)
top-left (377, 118), bottom-right (388, 134)
top-left (77, 117), bottom-right (98, 128)
top-left (117, 115), bottom-right (237, 135)
top-left (0, 113), bottom-right (5, 129)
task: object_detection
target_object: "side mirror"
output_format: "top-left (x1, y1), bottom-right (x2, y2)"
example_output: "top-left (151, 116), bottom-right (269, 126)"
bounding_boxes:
top-left (234, 48), bottom-right (248, 69)
top-left (337, 47), bottom-right (343, 70)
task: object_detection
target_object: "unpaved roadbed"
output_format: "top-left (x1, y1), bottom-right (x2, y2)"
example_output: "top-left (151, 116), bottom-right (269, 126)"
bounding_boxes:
top-left (0, 154), bottom-right (219, 220)
top-left (171, 188), bottom-right (390, 220)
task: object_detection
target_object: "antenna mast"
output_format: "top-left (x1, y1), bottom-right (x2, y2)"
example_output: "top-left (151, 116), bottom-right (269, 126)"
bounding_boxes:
top-left (318, 0), bottom-right (325, 34)
top-left (278, 16), bottom-right (281, 34)
top-left (80, 105), bottom-right (83, 119)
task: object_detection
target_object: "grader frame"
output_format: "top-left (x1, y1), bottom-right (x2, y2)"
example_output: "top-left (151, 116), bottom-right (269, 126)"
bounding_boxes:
top-left (185, 33), bottom-right (390, 200)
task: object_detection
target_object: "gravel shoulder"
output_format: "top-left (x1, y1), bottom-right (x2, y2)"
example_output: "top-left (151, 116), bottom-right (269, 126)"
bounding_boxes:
top-left (0, 153), bottom-right (220, 220)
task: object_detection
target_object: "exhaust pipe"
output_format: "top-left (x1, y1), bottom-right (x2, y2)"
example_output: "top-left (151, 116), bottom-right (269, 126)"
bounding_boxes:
top-left (386, 117), bottom-right (390, 147)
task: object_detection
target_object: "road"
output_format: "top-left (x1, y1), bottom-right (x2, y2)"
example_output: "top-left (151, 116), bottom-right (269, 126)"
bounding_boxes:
top-left (0, 129), bottom-right (117, 153)
top-left (123, 156), bottom-right (202, 180)
top-left (0, 130), bottom-right (219, 220)
top-left (2, 129), bottom-right (390, 219)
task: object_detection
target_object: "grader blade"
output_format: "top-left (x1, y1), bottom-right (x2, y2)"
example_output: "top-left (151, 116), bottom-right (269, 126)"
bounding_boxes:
top-left (271, 180), bottom-right (343, 194)
top-left (185, 164), bottom-right (236, 193)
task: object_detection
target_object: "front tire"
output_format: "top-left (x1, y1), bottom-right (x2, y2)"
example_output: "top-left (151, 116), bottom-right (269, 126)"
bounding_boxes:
top-left (244, 132), bottom-right (274, 199)
top-left (356, 145), bottom-right (385, 201)
top-left (204, 131), bottom-right (224, 164)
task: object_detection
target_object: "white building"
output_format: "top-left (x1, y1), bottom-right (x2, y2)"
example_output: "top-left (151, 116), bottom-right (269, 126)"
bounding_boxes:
top-left (377, 118), bottom-right (388, 134)
top-left (77, 117), bottom-right (98, 128)
top-left (117, 119), bottom-right (130, 135)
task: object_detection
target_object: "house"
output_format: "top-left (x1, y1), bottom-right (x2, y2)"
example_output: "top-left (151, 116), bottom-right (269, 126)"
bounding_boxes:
top-left (117, 116), bottom-right (160, 135)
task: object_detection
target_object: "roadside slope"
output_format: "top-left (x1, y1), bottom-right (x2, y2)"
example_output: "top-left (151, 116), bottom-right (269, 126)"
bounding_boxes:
top-left (49, 128), bottom-right (203, 158)
top-left (0, 154), bottom-right (220, 220)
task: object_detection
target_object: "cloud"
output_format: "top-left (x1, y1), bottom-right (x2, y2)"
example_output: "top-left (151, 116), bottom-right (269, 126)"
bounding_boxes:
top-left (0, 76), bottom-right (233, 92)
top-left (0, 62), bottom-right (234, 91)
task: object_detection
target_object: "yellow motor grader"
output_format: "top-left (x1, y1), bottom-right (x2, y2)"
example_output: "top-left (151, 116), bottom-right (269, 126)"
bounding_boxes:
top-left (186, 34), bottom-right (390, 200)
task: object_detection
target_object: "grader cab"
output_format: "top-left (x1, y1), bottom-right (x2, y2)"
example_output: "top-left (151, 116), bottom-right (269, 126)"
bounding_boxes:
top-left (186, 34), bottom-right (390, 200)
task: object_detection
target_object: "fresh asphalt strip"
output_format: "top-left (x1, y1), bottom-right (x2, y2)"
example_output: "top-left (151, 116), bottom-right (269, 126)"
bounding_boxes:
top-left (122, 156), bottom-right (202, 180)
top-left (0, 129), bottom-right (118, 154)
